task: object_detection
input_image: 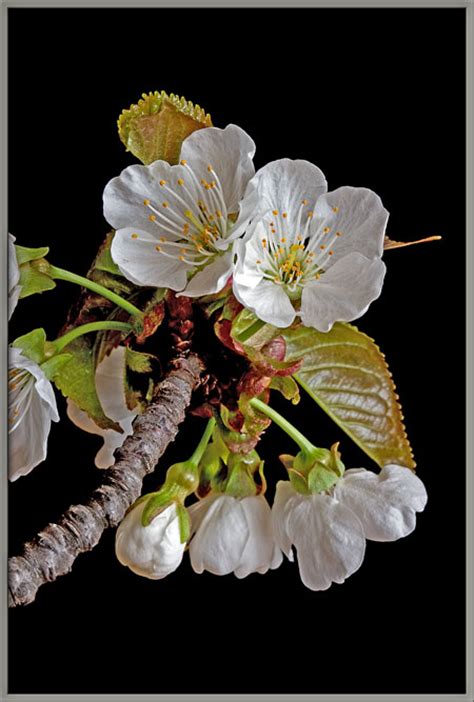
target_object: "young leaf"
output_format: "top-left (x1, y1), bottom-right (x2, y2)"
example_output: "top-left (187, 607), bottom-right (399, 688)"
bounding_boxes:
top-left (125, 347), bottom-right (156, 374)
top-left (53, 337), bottom-right (121, 432)
top-left (118, 90), bottom-right (212, 165)
top-left (283, 323), bottom-right (415, 469)
top-left (12, 328), bottom-right (48, 364)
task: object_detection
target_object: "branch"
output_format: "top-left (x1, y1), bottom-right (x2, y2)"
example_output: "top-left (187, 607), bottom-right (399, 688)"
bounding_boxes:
top-left (8, 354), bottom-right (202, 608)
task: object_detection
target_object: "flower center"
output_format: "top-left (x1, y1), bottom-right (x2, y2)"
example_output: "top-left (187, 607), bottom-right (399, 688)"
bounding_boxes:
top-left (135, 161), bottom-right (232, 269)
top-left (8, 367), bottom-right (35, 432)
top-left (254, 201), bottom-right (343, 299)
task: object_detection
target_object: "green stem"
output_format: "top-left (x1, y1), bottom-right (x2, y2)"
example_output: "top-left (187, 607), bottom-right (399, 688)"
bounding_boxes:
top-left (50, 265), bottom-right (143, 319)
top-left (188, 417), bottom-right (217, 468)
top-left (52, 321), bottom-right (133, 353)
top-left (237, 317), bottom-right (267, 343)
top-left (249, 398), bottom-right (316, 457)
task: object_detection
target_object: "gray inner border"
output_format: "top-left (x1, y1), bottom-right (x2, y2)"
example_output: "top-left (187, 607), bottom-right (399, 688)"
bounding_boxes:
top-left (1, 1), bottom-right (472, 701)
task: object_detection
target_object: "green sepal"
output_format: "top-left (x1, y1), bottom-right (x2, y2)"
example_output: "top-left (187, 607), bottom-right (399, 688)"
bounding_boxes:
top-left (40, 353), bottom-right (73, 380)
top-left (12, 328), bottom-right (49, 364)
top-left (118, 90), bottom-right (212, 165)
top-left (307, 466), bottom-right (339, 493)
top-left (270, 376), bottom-right (300, 404)
top-left (18, 259), bottom-right (56, 299)
top-left (93, 232), bottom-right (121, 276)
top-left (222, 450), bottom-right (261, 498)
top-left (14, 244), bottom-right (49, 265)
top-left (141, 492), bottom-right (173, 527)
top-left (175, 502), bottom-right (191, 544)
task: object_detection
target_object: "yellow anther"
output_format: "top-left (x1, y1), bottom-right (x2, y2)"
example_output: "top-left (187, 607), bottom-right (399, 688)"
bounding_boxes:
top-left (216, 210), bottom-right (222, 218)
top-left (131, 233), bottom-right (138, 239)
top-left (262, 238), bottom-right (267, 248)
top-left (296, 235), bottom-right (302, 242)
top-left (160, 236), bottom-right (166, 242)
top-left (180, 159), bottom-right (187, 166)
top-left (162, 202), bottom-right (169, 208)
top-left (143, 199), bottom-right (150, 206)
top-left (155, 245), bottom-right (161, 252)
top-left (256, 259), bottom-right (262, 264)
top-left (336, 231), bottom-right (342, 237)
top-left (328, 250), bottom-right (334, 256)
top-left (332, 206), bottom-right (339, 213)
top-left (316, 273), bottom-right (321, 280)
top-left (282, 212), bottom-right (288, 219)
top-left (302, 199), bottom-right (309, 205)
top-left (323, 227), bottom-right (331, 234)
top-left (177, 178), bottom-right (184, 186)
top-left (149, 214), bottom-right (157, 222)
top-left (159, 179), bottom-right (167, 187)
top-left (207, 164), bottom-right (213, 172)
top-left (179, 255), bottom-right (185, 262)
top-left (281, 237), bottom-right (287, 243)
top-left (307, 211), bottom-right (313, 218)
top-left (272, 210), bottom-right (279, 216)
top-left (180, 247), bottom-right (187, 254)
top-left (320, 244), bottom-right (326, 250)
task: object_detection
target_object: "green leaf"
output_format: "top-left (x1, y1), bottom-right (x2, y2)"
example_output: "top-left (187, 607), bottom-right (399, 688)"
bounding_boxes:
top-left (15, 244), bottom-right (49, 265)
top-left (12, 328), bottom-right (48, 364)
top-left (40, 353), bottom-right (73, 380)
top-left (283, 323), bottom-right (415, 469)
top-left (53, 337), bottom-right (121, 432)
top-left (18, 261), bottom-right (56, 299)
top-left (118, 90), bottom-right (212, 165)
top-left (125, 347), bottom-right (156, 374)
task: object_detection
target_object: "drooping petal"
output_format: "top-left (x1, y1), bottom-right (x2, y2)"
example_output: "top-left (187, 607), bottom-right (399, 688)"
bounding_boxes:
top-left (9, 348), bottom-right (59, 481)
top-left (111, 227), bottom-right (190, 289)
top-left (189, 495), bottom-right (249, 576)
top-left (300, 252), bottom-right (386, 332)
top-left (115, 501), bottom-right (185, 580)
top-left (272, 481), bottom-right (366, 590)
top-left (180, 124), bottom-right (256, 214)
top-left (67, 347), bottom-right (137, 469)
top-left (251, 159), bottom-right (327, 225)
top-left (313, 186), bottom-right (389, 265)
top-left (233, 278), bottom-right (296, 328)
top-left (234, 496), bottom-right (282, 579)
top-left (179, 251), bottom-right (233, 298)
top-left (336, 465), bottom-right (428, 541)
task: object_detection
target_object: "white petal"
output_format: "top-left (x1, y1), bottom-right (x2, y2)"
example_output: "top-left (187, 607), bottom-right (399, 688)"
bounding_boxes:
top-left (179, 251), bottom-right (233, 298)
top-left (103, 160), bottom-right (189, 232)
top-left (337, 465), bottom-right (428, 541)
top-left (233, 278), bottom-right (296, 328)
top-left (111, 227), bottom-right (190, 290)
top-left (180, 124), bottom-right (256, 214)
top-left (251, 159), bottom-right (327, 226)
top-left (287, 493), bottom-right (366, 591)
top-left (234, 496), bottom-right (282, 579)
top-left (8, 285), bottom-right (21, 321)
top-left (8, 352), bottom-right (59, 481)
top-left (300, 253), bottom-right (386, 332)
top-left (232, 234), bottom-right (265, 289)
top-left (67, 347), bottom-right (137, 469)
top-left (189, 495), bottom-right (249, 575)
top-left (115, 502), bottom-right (185, 580)
top-left (315, 187), bottom-right (389, 264)
top-left (271, 481), bottom-right (298, 561)
top-left (188, 493), bottom-right (221, 534)
top-left (9, 233), bottom-right (20, 289)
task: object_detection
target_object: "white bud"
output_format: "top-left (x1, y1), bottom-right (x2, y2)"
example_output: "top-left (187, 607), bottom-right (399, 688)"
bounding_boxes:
top-left (115, 501), bottom-right (185, 580)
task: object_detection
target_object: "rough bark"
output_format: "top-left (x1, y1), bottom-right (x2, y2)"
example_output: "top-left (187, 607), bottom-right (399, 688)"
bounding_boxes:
top-left (9, 354), bottom-right (202, 608)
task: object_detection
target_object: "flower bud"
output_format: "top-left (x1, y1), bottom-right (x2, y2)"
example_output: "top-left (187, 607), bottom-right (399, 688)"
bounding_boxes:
top-left (115, 500), bottom-right (185, 580)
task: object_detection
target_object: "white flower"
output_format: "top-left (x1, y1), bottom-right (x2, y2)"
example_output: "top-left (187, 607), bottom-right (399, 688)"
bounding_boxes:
top-left (233, 159), bottom-right (388, 331)
top-left (9, 233), bottom-right (21, 320)
top-left (104, 124), bottom-right (257, 298)
top-left (272, 464), bottom-right (427, 591)
top-left (67, 346), bottom-right (138, 469)
top-left (188, 493), bottom-right (282, 578)
top-left (8, 346), bottom-right (59, 481)
top-left (115, 501), bottom-right (185, 580)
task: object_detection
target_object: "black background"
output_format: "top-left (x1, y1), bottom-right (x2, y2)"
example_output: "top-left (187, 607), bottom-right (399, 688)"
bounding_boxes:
top-left (8, 7), bottom-right (466, 696)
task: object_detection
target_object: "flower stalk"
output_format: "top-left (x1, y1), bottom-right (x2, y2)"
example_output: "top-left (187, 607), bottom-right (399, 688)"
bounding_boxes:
top-left (249, 397), bottom-right (320, 459)
top-left (51, 320), bottom-right (133, 353)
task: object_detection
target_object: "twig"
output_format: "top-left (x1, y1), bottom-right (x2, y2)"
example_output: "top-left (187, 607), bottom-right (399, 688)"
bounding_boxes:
top-left (8, 354), bottom-right (202, 607)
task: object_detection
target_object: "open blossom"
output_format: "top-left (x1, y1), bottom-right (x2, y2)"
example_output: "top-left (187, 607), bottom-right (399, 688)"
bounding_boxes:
top-left (233, 159), bottom-right (388, 331)
top-left (67, 346), bottom-right (137, 469)
top-left (104, 125), bottom-right (257, 297)
top-left (115, 501), bottom-right (185, 579)
top-left (272, 464), bottom-right (427, 591)
top-left (9, 233), bottom-right (21, 320)
top-left (9, 346), bottom-right (59, 481)
top-left (188, 493), bottom-right (282, 578)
